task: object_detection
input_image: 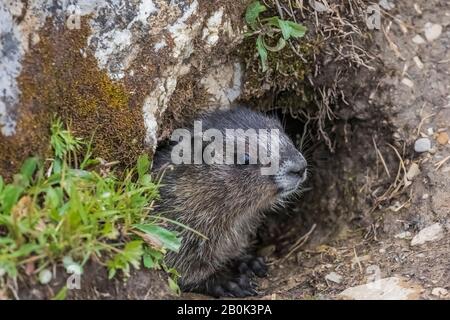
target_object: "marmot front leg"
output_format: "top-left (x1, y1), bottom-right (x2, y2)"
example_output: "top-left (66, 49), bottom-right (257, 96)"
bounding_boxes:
top-left (187, 255), bottom-right (268, 298)
top-left (195, 271), bottom-right (258, 298)
top-left (235, 255), bottom-right (268, 278)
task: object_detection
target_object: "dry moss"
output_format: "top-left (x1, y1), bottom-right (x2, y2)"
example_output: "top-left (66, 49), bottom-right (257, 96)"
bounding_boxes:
top-left (0, 18), bottom-right (148, 179)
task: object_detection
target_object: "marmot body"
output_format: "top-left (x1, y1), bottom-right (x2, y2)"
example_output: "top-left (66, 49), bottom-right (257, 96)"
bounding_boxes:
top-left (153, 107), bottom-right (307, 297)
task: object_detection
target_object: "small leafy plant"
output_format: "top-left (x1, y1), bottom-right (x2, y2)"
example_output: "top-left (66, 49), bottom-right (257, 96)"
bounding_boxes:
top-left (245, 1), bottom-right (307, 72)
top-left (0, 118), bottom-right (183, 296)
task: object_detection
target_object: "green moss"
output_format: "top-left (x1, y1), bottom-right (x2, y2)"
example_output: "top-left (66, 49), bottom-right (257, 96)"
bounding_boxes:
top-left (0, 18), bottom-right (147, 180)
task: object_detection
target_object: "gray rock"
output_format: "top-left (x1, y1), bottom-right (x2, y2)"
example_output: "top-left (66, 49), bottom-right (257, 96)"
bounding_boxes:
top-left (411, 223), bottom-right (444, 246)
top-left (414, 138), bottom-right (432, 153)
top-left (339, 277), bottom-right (423, 300)
top-left (424, 23), bottom-right (442, 42)
top-left (325, 272), bottom-right (343, 284)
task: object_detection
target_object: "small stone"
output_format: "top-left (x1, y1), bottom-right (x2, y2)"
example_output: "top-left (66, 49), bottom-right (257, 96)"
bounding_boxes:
top-left (401, 78), bottom-right (414, 88)
top-left (427, 127), bottom-right (434, 135)
top-left (422, 193), bottom-right (429, 200)
top-left (406, 163), bottom-right (421, 180)
top-left (379, 0), bottom-right (395, 10)
top-left (395, 231), bottom-right (412, 239)
top-left (424, 23), bottom-right (442, 42)
top-left (436, 132), bottom-right (449, 145)
top-left (431, 287), bottom-right (448, 298)
top-left (412, 35), bottom-right (426, 44)
top-left (413, 56), bottom-right (424, 70)
top-left (325, 272), bottom-right (343, 284)
top-left (414, 138), bottom-right (432, 153)
top-left (339, 277), bottom-right (423, 300)
top-left (413, 4), bottom-right (422, 14)
top-left (411, 223), bottom-right (444, 246)
top-left (38, 269), bottom-right (52, 285)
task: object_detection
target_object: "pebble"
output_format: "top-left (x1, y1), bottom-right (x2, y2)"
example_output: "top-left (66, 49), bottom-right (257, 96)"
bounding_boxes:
top-left (427, 127), bottom-right (434, 135)
top-left (325, 272), bottom-right (343, 284)
top-left (401, 78), bottom-right (414, 88)
top-left (431, 287), bottom-right (448, 298)
top-left (414, 137), bottom-right (431, 153)
top-left (413, 56), bottom-right (424, 69)
top-left (38, 269), bottom-right (53, 285)
top-left (436, 132), bottom-right (449, 145)
top-left (424, 23), bottom-right (442, 42)
top-left (339, 277), bottom-right (423, 300)
top-left (411, 223), bottom-right (444, 246)
top-left (394, 231), bottom-right (412, 239)
top-left (412, 34), bottom-right (426, 44)
top-left (406, 163), bottom-right (421, 180)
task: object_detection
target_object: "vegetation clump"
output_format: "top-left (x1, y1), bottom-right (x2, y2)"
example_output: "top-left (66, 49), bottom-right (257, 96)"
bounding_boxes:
top-left (0, 119), bottom-right (182, 297)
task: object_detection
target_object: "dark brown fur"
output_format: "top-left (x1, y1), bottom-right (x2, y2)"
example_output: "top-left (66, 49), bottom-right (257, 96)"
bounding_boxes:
top-left (152, 107), bottom-right (307, 297)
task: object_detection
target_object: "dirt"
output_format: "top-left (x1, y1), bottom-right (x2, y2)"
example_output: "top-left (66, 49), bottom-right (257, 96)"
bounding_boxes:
top-left (240, 0), bottom-right (450, 300)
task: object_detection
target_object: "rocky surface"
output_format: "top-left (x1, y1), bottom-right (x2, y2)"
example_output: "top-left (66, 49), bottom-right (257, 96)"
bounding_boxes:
top-left (0, 0), bottom-right (247, 176)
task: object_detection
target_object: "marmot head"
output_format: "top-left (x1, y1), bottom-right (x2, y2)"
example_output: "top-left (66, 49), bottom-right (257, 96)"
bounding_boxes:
top-left (155, 107), bottom-right (307, 213)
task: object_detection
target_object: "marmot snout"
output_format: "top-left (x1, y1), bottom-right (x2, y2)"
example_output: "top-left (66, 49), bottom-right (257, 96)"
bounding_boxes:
top-left (153, 107), bottom-right (307, 297)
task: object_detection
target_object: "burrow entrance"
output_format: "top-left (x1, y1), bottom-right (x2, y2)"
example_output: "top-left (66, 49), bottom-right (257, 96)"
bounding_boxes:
top-left (241, 88), bottom-right (400, 297)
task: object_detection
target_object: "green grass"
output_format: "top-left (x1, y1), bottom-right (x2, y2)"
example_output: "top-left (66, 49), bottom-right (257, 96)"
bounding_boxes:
top-left (245, 1), bottom-right (307, 72)
top-left (0, 118), bottom-right (182, 296)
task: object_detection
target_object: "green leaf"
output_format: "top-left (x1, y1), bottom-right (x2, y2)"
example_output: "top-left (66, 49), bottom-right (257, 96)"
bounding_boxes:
top-left (256, 35), bottom-right (268, 72)
top-left (263, 37), bottom-right (286, 52)
top-left (0, 176), bottom-right (4, 194)
top-left (278, 18), bottom-right (292, 40)
top-left (107, 240), bottom-right (143, 279)
top-left (45, 188), bottom-right (61, 210)
top-left (245, 1), bottom-right (266, 28)
top-left (52, 286), bottom-right (68, 300)
top-left (134, 224), bottom-right (181, 252)
top-left (277, 19), bottom-right (307, 40)
top-left (285, 21), bottom-right (307, 38)
top-left (143, 248), bottom-right (163, 269)
top-left (137, 154), bottom-right (150, 180)
top-left (168, 276), bottom-right (181, 295)
top-left (20, 157), bottom-right (39, 183)
top-left (1, 185), bottom-right (23, 215)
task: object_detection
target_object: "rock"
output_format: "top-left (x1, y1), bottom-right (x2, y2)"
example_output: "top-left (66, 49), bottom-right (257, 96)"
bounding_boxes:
top-left (414, 138), bottom-right (432, 153)
top-left (431, 287), bottom-right (448, 298)
top-left (394, 231), bottom-right (412, 239)
top-left (0, 0), bottom-right (246, 177)
top-left (424, 23), bottom-right (443, 42)
top-left (325, 272), bottom-right (343, 284)
top-left (38, 269), bottom-right (52, 285)
top-left (436, 132), bottom-right (449, 145)
top-left (412, 35), bottom-right (426, 44)
top-left (411, 223), bottom-right (444, 246)
top-left (401, 78), bottom-right (414, 88)
top-left (413, 56), bottom-right (424, 70)
top-left (338, 277), bottom-right (423, 300)
top-left (406, 163), bottom-right (421, 181)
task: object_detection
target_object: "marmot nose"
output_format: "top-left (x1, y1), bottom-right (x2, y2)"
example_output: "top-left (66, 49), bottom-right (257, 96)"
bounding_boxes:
top-left (286, 160), bottom-right (307, 181)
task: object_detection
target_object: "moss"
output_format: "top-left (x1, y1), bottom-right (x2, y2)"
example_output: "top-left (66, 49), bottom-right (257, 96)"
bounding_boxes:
top-left (0, 18), bottom-right (148, 179)
top-left (235, 0), bottom-right (323, 112)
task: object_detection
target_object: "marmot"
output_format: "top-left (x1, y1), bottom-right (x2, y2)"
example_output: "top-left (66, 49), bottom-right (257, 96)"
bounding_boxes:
top-left (153, 107), bottom-right (307, 297)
